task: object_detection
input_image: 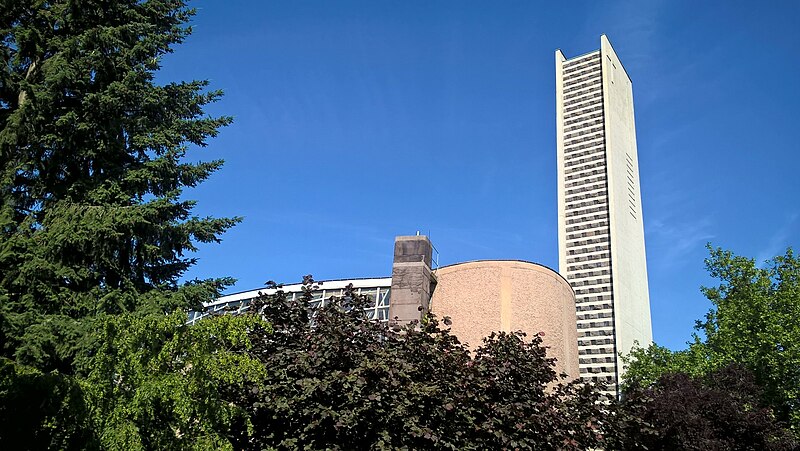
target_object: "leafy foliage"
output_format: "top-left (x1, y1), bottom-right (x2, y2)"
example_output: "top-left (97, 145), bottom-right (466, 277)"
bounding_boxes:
top-left (3, 1), bottom-right (796, 449)
top-left (85, 312), bottom-right (270, 450)
top-left (0, 357), bottom-right (97, 450)
top-left (224, 278), bottom-right (616, 450)
top-left (615, 365), bottom-right (797, 450)
top-left (624, 246), bottom-right (800, 433)
top-left (1, 312), bottom-right (271, 451)
top-left (623, 342), bottom-right (711, 387)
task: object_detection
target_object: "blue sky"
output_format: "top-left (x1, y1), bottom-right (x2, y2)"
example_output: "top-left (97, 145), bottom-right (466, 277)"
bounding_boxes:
top-left (163, 1), bottom-right (800, 351)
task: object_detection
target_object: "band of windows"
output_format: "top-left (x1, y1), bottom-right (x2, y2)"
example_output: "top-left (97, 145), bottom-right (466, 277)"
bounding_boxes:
top-left (563, 62), bottom-right (599, 76)
top-left (565, 137), bottom-right (604, 151)
top-left (567, 217), bottom-right (608, 228)
top-left (577, 303), bottom-right (613, 313)
top-left (564, 154), bottom-right (605, 171)
top-left (566, 202), bottom-right (607, 216)
top-left (564, 83), bottom-right (602, 97)
top-left (564, 72), bottom-right (601, 88)
top-left (565, 142), bottom-right (604, 156)
top-left (568, 258), bottom-right (610, 269)
top-left (576, 294), bottom-right (613, 303)
top-left (566, 236), bottom-right (609, 248)
top-left (564, 111), bottom-right (603, 127)
top-left (569, 267), bottom-right (612, 277)
top-left (566, 228), bottom-right (609, 241)
top-left (578, 320), bottom-right (614, 329)
top-left (563, 75), bottom-right (601, 93)
top-left (570, 275), bottom-right (611, 285)
top-left (563, 51), bottom-right (599, 68)
top-left (564, 118), bottom-right (604, 134)
top-left (565, 190), bottom-right (608, 205)
top-left (578, 337), bottom-right (614, 346)
top-left (563, 104), bottom-right (603, 120)
top-left (566, 219), bottom-right (608, 232)
top-left (564, 60), bottom-right (600, 72)
top-left (575, 287), bottom-right (612, 295)
top-left (565, 142), bottom-right (604, 157)
top-left (565, 152), bottom-right (605, 170)
top-left (564, 125), bottom-right (604, 141)
top-left (566, 176), bottom-right (606, 190)
top-left (568, 245), bottom-right (610, 257)
top-left (564, 98), bottom-right (602, 113)
top-left (563, 55), bottom-right (600, 75)
top-left (565, 169), bottom-right (605, 182)
top-left (580, 366), bottom-right (616, 375)
top-left (563, 92), bottom-right (602, 109)
top-left (580, 360), bottom-right (615, 366)
top-left (563, 87), bottom-right (602, 105)
top-left (566, 166), bottom-right (606, 181)
top-left (579, 347), bottom-right (614, 356)
top-left (568, 259), bottom-right (610, 270)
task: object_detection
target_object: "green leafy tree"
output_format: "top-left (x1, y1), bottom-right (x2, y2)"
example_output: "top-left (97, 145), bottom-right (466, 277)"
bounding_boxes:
top-left (624, 246), bottom-right (800, 433)
top-left (85, 312), bottom-right (270, 450)
top-left (0, 0), bottom-right (240, 446)
top-left (623, 342), bottom-right (711, 386)
top-left (225, 278), bottom-right (616, 450)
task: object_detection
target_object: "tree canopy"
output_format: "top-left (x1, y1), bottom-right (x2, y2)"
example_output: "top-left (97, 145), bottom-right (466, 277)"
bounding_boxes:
top-left (0, 1), bottom-right (241, 447)
top-left (85, 311), bottom-right (269, 450)
top-left (616, 365), bottom-right (797, 450)
top-left (624, 246), bottom-right (800, 434)
top-left (0, 0), bottom-right (238, 374)
top-left (1, 1), bottom-right (797, 449)
top-left (222, 279), bottom-right (616, 450)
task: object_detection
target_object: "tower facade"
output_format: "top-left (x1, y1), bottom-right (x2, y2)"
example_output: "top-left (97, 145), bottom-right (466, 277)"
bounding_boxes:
top-left (555, 35), bottom-right (652, 395)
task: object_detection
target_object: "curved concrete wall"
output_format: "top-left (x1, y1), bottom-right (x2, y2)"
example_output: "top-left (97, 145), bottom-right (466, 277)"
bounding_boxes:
top-left (429, 260), bottom-right (579, 379)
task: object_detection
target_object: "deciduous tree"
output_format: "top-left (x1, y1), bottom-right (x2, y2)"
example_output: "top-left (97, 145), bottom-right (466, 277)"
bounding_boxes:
top-left (85, 312), bottom-right (269, 450)
top-left (615, 365), bottom-right (797, 450)
top-left (226, 279), bottom-right (616, 450)
top-left (624, 246), bottom-right (800, 433)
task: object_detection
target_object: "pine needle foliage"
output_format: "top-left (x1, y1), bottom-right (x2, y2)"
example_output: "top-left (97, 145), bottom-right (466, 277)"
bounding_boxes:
top-left (0, 0), bottom-right (238, 374)
top-left (0, 1), bottom-right (240, 447)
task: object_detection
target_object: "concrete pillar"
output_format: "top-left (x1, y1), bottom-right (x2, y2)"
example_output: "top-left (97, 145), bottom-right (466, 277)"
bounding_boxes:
top-left (388, 235), bottom-right (436, 324)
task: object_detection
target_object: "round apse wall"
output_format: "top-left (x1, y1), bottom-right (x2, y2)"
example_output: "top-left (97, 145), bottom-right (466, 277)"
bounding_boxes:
top-left (429, 260), bottom-right (578, 379)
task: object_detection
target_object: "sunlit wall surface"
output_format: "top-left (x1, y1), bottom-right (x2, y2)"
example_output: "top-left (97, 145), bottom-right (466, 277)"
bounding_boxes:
top-left (556, 35), bottom-right (653, 397)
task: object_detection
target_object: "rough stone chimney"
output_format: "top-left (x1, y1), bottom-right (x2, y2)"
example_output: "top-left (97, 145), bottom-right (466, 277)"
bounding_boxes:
top-left (388, 235), bottom-right (436, 324)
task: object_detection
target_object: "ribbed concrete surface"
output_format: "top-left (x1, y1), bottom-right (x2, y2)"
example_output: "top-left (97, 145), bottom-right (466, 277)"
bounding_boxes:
top-left (429, 260), bottom-right (579, 379)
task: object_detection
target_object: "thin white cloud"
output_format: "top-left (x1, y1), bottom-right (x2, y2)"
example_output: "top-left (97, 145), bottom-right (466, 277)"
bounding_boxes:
top-left (581, 0), bottom-right (663, 71)
top-left (647, 216), bottom-right (715, 269)
top-left (756, 212), bottom-right (798, 266)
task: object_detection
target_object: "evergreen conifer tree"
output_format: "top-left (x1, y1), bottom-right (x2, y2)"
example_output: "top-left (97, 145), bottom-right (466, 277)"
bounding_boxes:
top-left (0, 0), bottom-right (237, 374)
